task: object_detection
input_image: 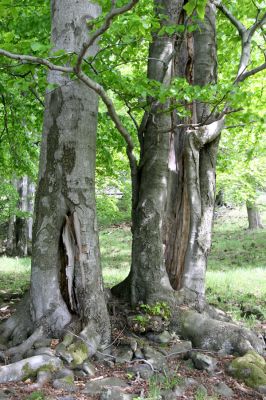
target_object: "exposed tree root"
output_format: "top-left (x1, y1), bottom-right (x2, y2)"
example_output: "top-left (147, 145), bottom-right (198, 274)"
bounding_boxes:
top-left (0, 354), bottom-right (62, 383)
top-left (0, 292), bottom-right (33, 347)
top-left (175, 307), bottom-right (265, 356)
top-left (3, 326), bottom-right (44, 363)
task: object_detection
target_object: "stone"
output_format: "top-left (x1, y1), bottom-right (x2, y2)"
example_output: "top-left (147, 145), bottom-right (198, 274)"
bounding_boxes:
top-left (195, 385), bottom-right (208, 397)
top-left (33, 338), bottom-right (52, 349)
top-left (81, 361), bottom-right (96, 376)
top-left (183, 377), bottom-right (198, 387)
top-left (146, 331), bottom-right (172, 344)
top-left (257, 385), bottom-right (266, 394)
top-left (134, 348), bottom-right (144, 359)
top-left (165, 341), bottom-right (192, 358)
top-left (94, 347), bottom-right (113, 362)
top-left (74, 370), bottom-right (87, 378)
top-left (143, 346), bottom-right (166, 370)
top-left (127, 363), bottom-right (154, 379)
top-left (55, 367), bottom-right (74, 380)
top-left (34, 347), bottom-right (55, 357)
top-left (227, 350), bottom-right (266, 389)
top-left (173, 384), bottom-right (186, 396)
top-left (213, 382), bottom-right (234, 398)
top-left (57, 397), bottom-right (76, 400)
top-left (161, 389), bottom-right (176, 400)
top-left (113, 346), bottom-right (133, 364)
top-left (83, 377), bottom-right (128, 395)
top-left (100, 388), bottom-right (134, 400)
top-left (55, 343), bottom-right (74, 364)
top-left (62, 333), bottom-right (74, 347)
top-left (0, 389), bottom-right (13, 399)
top-left (190, 352), bottom-right (217, 373)
top-left (53, 376), bottom-right (76, 392)
top-left (162, 376), bottom-right (198, 398)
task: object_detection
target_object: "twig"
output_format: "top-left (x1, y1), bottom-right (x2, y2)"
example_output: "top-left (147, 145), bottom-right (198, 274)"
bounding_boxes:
top-left (103, 326), bottom-right (127, 350)
top-left (0, 49), bottom-right (72, 73)
top-left (75, 0), bottom-right (140, 73)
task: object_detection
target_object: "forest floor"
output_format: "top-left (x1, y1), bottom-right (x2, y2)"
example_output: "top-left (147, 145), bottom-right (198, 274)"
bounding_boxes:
top-left (0, 206), bottom-right (265, 399)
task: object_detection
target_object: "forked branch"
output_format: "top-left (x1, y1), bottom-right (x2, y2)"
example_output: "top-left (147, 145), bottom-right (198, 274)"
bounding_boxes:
top-left (75, 0), bottom-right (140, 72)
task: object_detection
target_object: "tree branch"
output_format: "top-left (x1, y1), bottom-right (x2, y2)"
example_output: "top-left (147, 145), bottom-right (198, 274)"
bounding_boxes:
top-left (29, 87), bottom-right (45, 107)
top-left (236, 61), bottom-right (266, 82)
top-left (75, 0), bottom-right (139, 73)
top-left (212, 0), bottom-right (245, 35)
top-left (0, 49), bottom-right (73, 73)
top-left (249, 11), bottom-right (266, 37)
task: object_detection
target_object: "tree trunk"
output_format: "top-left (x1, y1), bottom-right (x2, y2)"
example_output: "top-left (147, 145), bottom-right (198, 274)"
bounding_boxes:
top-left (26, 180), bottom-right (35, 255)
top-left (0, 0), bottom-right (110, 352)
top-left (15, 176), bottom-right (28, 257)
top-left (6, 178), bottom-right (17, 256)
top-left (112, 0), bottom-right (184, 306)
top-left (164, 2), bottom-right (220, 306)
top-left (246, 202), bottom-right (264, 229)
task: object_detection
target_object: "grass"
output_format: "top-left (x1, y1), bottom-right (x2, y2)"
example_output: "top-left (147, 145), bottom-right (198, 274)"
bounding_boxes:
top-left (0, 256), bottom-right (31, 294)
top-left (0, 206), bottom-right (265, 326)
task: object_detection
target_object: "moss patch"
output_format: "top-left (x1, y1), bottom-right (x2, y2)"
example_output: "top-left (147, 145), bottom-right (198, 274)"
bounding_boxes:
top-left (228, 350), bottom-right (266, 388)
top-left (22, 363), bottom-right (37, 380)
top-left (68, 340), bottom-right (89, 366)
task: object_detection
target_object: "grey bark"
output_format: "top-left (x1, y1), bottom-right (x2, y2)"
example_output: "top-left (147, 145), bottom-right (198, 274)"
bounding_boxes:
top-left (1, 0), bottom-right (110, 350)
top-left (247, 202), bottom-right (264, 230)
top-left (15, 176), bottom-right (29, 257)
top-left (113, 0), bottom-right (184, 306)
top-left (164, 2), bottom-right (222, 306)
top-left (114, 2), bottom-right (222, 307)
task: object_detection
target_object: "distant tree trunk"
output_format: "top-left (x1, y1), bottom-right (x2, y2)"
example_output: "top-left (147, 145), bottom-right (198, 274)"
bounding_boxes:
top-left (246, 202), bottom-right (264, 229)
top-left (6, 215), bottom-right (16, 256)
top-left (6, 178), bottom-right (17, 256)
top-left (6, 177), bottom-right (33, 257)
top-left (0, 0), bottom-right (110, 352)
top-left (15, 176), bottom-right (28, 257)
top-left (26, 180), bottom-right (35, 255)
top-left (215, 189), bottom-right (225, 207)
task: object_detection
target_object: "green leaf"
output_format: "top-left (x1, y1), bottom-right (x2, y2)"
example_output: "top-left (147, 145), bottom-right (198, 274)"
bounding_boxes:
top-left (31, 42), bottom-right (45, 52)
top-left (183, 0), bottom-right (197, 16)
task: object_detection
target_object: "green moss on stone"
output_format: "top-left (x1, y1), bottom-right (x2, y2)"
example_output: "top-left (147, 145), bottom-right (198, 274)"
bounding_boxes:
top-left (61, 375), bottom-right (74, 384)
top-left (22, 362), bottom-right (37, 380)
top-left (68, 340), bottom-right (89, 366)
top-left (38, 362), bottom-right (59, 373)
top-left (229, 351), bottom-right (266, 388)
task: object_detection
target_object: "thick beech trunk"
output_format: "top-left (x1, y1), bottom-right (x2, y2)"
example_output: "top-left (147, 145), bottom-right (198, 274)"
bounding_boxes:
top-left (114, 1), bottom-right (221, 308)
top-left (0, 0), bottom-right (110, 351)
top-left (113, 0), bottom-right (184, 306)
top-left (164, 2), bottom-right (220, 306)
top-left (246, 202), bottom-right (264, 230)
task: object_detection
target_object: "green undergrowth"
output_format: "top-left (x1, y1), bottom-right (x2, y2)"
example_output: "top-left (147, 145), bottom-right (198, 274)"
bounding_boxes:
top-left (0, 207), bottom-right (265, 327)
top-left (0, 256), bottom-right (31, 294)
